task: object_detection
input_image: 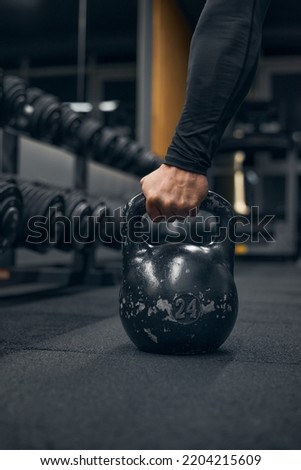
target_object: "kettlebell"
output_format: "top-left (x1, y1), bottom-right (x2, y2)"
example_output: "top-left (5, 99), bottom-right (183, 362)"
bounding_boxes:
top-left (119, 191), bottom-right (238, 354)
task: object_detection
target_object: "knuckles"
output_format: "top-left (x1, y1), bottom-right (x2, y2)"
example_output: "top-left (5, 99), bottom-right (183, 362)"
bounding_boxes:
top-left (147, 194), bottom-right (161, 206)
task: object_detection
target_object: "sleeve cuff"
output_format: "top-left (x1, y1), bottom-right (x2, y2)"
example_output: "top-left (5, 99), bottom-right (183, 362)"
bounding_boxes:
top-left (165, 152), bottom-right (210, 176)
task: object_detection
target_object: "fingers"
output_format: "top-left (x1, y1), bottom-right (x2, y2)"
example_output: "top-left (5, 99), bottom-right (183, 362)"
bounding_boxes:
top-left (140, 165), bottom-right (209, 222)
top-left (146, 199), bottom-right (192, 222)
top-left (142, 187), bottom-right (200, 222)
top-left (146, 199), bottom-right (162, 222)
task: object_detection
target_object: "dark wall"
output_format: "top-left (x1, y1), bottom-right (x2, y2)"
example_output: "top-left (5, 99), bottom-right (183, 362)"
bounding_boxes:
top-left (1, 0), bottom-right (300, 72)
top-left (0, 0), bottom-right (138, 69)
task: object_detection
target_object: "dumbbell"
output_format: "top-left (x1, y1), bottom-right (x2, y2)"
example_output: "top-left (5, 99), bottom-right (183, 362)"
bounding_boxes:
top-left (54, 104), bottom-right (82, 148)
top-left (88, 199), bottom-right (107, 247)
top-left (77, 118), bottom-right (102, 157)
top-left (56, 191), bottom-right (92, 252)
top-left (135, 150), bottom-right (161, 177)
top-left (16, 181), bottom-right (65, 253)
top-left (26, 87), bottom-right (43, 105)
top-left (106, 135), bottom-right (130, 168)
top-left (0, 179), bottom-right (23, 254)
top-left (113, 137), bottom-right (145, 172)
top-left (96, 128), bottom-right (137, 169)
top-left (25, 87), bottom-right (61, 140)
top-left (95, 130), bottom-right (138, 172)
top-left (2, 75), bottom-right (27, 127)
top-left (95, 127), bottom-right (161, 177)
top-left (95, 127), bottom-right (119, 165)
top-left (95, 198), bottom-right (124, 250)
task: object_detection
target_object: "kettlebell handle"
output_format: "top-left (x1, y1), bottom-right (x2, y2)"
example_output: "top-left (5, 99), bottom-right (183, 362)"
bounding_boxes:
top-left (122, 191), bottom-right (236, 273)
top-left (125, 190), bottom-right (234, 233)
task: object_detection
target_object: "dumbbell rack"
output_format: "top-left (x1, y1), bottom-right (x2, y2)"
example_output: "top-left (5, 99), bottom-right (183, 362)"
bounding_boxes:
top-left (0, 71), bottom-right (126, 295)
top-left (0, 125), bottom-right (124, 295)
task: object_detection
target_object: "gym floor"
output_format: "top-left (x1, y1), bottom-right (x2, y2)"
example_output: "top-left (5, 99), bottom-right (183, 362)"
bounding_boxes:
top-left (0, 260), bottom-right (300, 450)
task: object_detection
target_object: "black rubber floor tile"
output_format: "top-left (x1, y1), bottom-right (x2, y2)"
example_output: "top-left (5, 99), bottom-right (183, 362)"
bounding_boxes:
top-left (0, 348), bottom-right (300, 450)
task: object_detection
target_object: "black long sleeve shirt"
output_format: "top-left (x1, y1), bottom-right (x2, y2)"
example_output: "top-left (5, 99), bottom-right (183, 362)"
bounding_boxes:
top-left (165, 0), bottom-right (271, 175)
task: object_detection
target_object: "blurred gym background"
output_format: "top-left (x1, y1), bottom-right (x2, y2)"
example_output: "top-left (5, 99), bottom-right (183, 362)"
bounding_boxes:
top-left (0, 0), bottom-right (301, 293)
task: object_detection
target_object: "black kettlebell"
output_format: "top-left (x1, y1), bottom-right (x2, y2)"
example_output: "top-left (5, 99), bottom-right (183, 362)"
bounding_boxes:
top-left (119, 191), bottom-right (238, 354)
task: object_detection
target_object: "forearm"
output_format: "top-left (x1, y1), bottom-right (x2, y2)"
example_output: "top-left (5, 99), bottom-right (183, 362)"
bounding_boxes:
top-left (165, 0), bottom-right (271, 175)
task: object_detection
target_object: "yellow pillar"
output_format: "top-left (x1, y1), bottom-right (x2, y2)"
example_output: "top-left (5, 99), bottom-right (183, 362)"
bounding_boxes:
top-left (151, 0), bottom-right (192, 157)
